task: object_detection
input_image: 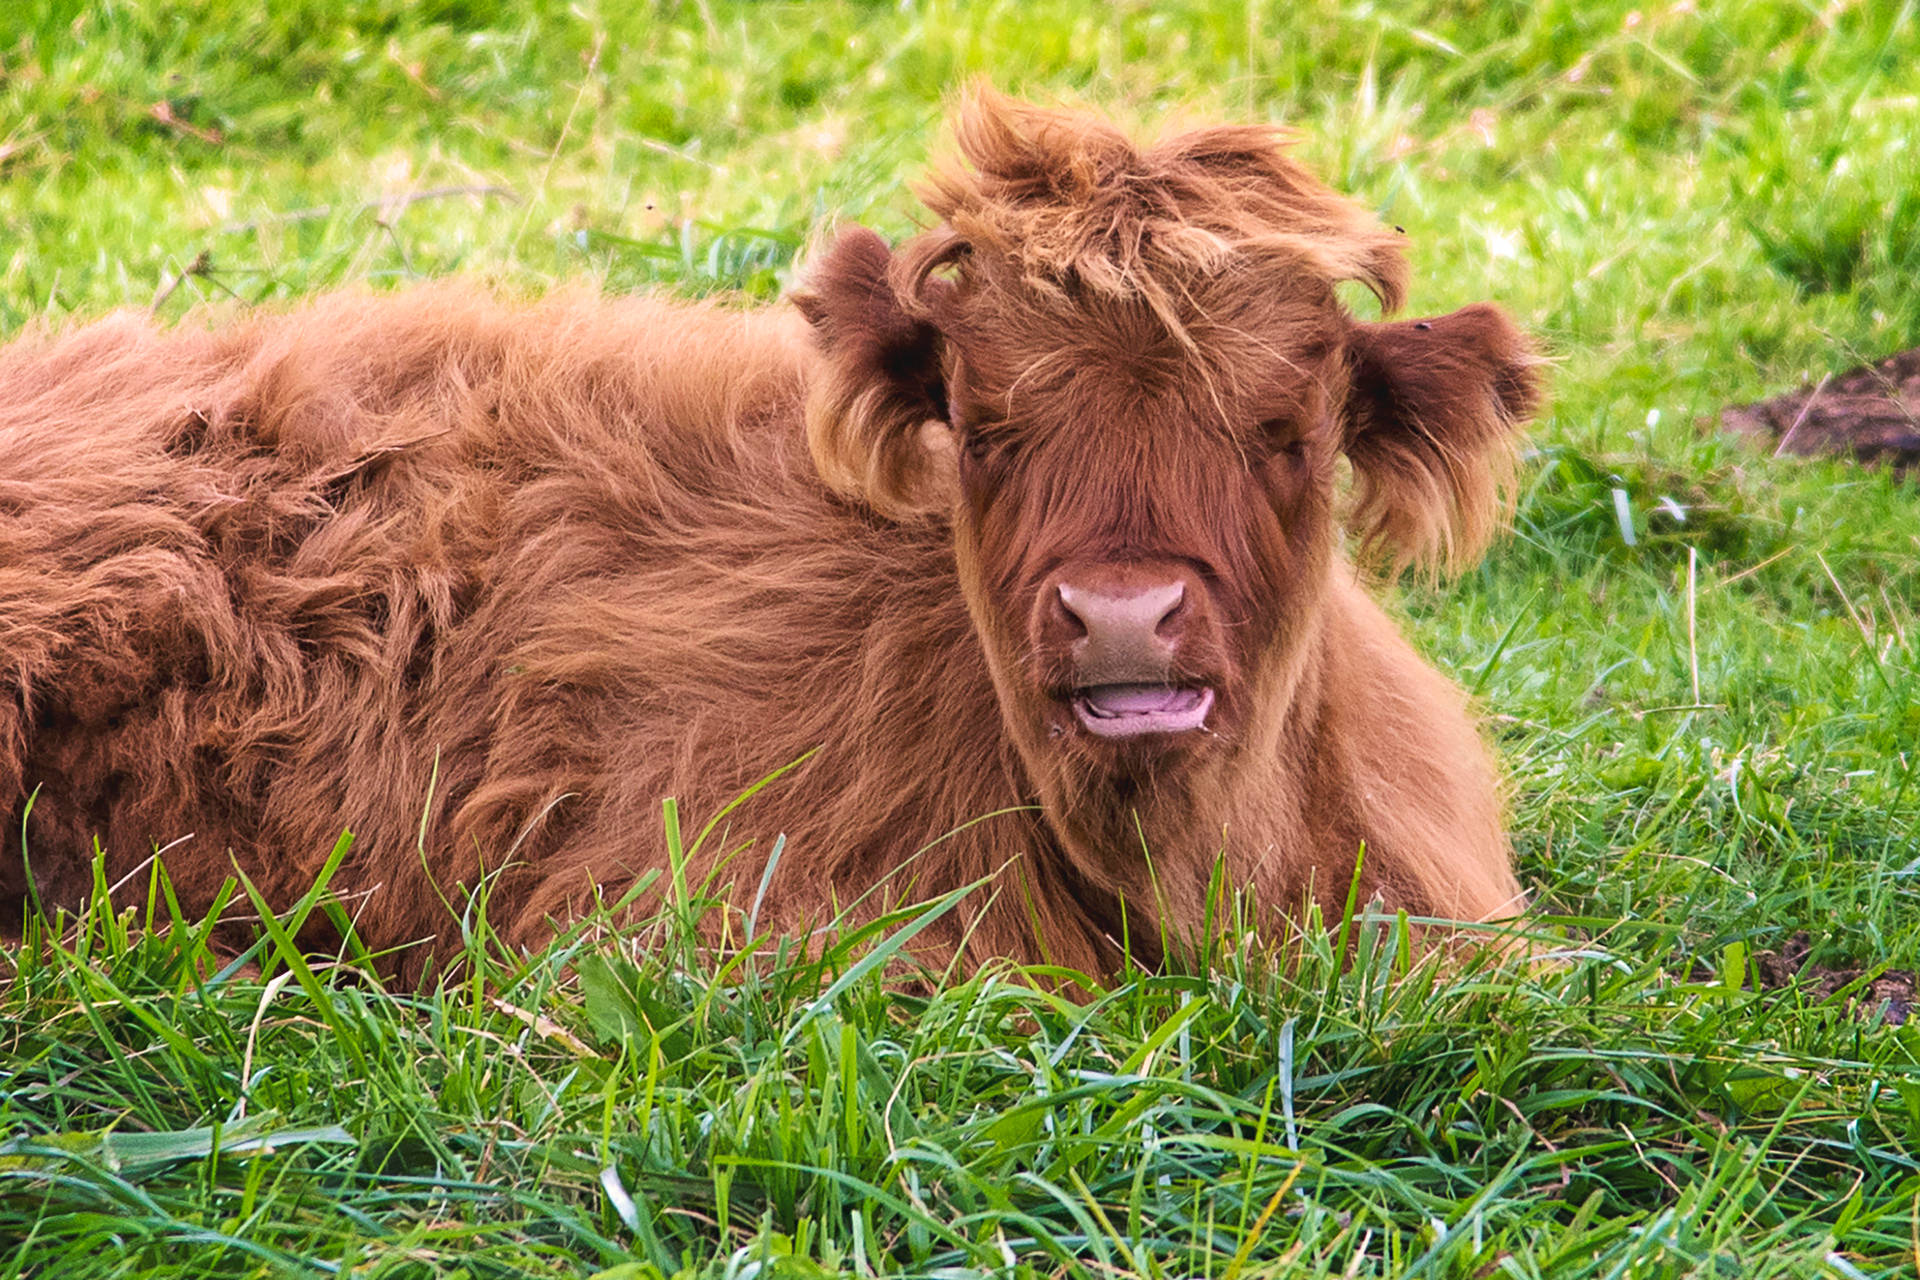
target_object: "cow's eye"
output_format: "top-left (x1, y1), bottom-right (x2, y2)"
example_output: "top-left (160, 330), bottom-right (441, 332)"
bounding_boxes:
top-left (954, 424), bottom-right (1012, 497)
top-left (955, 417), bottom-right (1008, 465)
top-left (1258, 421), bottom-right (1308, 460)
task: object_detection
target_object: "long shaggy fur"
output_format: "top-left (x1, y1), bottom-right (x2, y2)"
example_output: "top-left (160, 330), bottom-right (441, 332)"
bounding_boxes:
top-left (1, 92), bottom-right (1540, 981)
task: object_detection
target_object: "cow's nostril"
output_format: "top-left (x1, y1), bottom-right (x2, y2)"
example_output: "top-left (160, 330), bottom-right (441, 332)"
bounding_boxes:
top-left (1052, 585), bottom-right (1090, 640)
top-left (1152, 582), bottom-right (1187, 637)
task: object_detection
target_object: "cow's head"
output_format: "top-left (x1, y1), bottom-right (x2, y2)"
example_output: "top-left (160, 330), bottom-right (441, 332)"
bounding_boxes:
top-left (796, 91), bottom-right (1539, 822)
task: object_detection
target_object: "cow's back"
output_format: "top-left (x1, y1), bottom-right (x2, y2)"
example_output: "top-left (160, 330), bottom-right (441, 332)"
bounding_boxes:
top-left (0, 286), bottom-right (854, 951)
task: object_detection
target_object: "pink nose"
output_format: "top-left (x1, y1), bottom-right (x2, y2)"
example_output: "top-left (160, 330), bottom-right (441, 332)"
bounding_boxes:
top-left (1055, 580), bottom-right (1186, 679)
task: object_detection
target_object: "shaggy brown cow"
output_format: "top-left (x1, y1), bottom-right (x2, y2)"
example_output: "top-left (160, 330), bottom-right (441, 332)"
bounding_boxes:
top-left (0, 91), bottom-right (1539, 980)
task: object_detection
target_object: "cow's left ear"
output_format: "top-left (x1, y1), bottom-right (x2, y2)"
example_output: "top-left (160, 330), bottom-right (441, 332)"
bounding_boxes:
top-left (793, 226), bottom-right (957, 519)
top-left (1341, 303), bottom-right (1543, 573)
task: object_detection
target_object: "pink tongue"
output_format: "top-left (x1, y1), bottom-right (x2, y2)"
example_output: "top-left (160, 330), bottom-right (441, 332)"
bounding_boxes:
top-left (1083, 684), bottom-right (1198, 715)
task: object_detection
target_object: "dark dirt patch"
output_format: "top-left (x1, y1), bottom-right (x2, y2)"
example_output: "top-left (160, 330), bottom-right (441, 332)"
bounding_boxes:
top-left (1722, 348), bottom-right (1920, 468)
top-left (1752, 932), bottom-right (1914, 1025)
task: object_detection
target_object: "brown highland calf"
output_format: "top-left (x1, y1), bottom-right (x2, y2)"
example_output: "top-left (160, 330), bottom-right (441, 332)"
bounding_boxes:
top-left (0, 92), bottom-right (1540, 980)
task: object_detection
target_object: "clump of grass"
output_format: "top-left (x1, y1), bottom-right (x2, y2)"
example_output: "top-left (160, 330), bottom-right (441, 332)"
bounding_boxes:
top-left (1737, 100), bottom-right (1920, 337)
top-left (4, 832), bottom-right (1916, 1277)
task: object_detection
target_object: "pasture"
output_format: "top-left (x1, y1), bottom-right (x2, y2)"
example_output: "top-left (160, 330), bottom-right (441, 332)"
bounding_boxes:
top-left (2, 1), bottom-right (1918, 1275)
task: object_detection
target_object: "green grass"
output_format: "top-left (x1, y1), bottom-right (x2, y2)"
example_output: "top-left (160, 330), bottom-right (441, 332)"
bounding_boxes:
top-left (4, 1), bottom-right (1920, 1275)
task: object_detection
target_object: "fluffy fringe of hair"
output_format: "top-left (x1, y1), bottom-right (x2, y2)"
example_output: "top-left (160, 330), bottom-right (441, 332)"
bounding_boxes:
top-left (911, 85), bottom-right (1410, 337)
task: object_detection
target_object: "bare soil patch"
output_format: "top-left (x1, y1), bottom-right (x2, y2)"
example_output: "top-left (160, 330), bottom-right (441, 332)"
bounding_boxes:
top-left (1753, 932), bottom-right (1914, 1025)
top-left (1722, 348), bottom-right (1920, 467)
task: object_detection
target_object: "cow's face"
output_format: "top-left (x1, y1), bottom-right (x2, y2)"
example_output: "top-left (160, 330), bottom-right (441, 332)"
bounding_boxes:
top-left (797, 96), bottom-right (1538, 804)
top-left (935, 262), bottom-right (1347, 785)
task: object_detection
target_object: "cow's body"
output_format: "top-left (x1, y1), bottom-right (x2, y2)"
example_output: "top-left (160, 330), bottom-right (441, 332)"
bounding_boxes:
top-left (1, 93), bottom-right (1535, 977)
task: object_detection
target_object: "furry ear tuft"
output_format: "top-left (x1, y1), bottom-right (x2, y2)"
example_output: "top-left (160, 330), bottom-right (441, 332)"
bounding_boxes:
top-left (1343, 303), bottom-right (1543, 574)
top-left (793, 227), bottom-right (952, 518)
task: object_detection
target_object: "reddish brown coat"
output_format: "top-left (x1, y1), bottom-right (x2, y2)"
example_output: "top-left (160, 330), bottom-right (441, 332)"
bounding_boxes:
top-left (0, 92), bottom-right (1540, 978)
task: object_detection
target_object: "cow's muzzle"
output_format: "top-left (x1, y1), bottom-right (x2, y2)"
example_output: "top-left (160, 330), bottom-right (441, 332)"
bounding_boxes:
top-left (1038, 568), bottom-right (1218, 739)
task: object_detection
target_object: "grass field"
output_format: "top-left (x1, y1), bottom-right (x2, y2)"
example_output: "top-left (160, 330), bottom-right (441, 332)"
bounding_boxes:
top-left (5, 1), bottom-right (1920, 1275)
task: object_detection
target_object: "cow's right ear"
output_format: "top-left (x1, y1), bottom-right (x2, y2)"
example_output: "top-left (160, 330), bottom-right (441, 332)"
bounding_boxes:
top-left (795, 226), bottom-right (955, 519)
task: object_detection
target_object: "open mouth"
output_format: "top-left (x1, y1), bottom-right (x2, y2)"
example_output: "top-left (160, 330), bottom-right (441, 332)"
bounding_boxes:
top-left (1071, 683), bottom-right (1216, 739)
